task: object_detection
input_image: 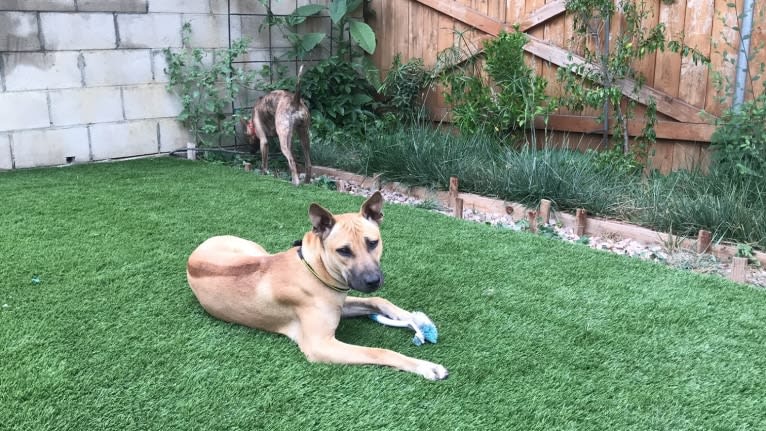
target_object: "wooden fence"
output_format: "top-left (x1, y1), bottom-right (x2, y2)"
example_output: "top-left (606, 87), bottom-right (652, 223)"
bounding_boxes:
top-left (367, 0), bottom-right (766, 173)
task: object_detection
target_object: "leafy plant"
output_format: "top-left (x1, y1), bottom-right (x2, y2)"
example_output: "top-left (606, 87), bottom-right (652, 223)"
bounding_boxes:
top-left (413, 198), bottom-right (441, 211)
top-left (301, 55), bottom-right (379, 128)
top-left (261, 0), bottom-right (376, 59)
top-left (313, 175), bottom-right (338, 191)
top-left (538, 224), bottom-right (561, 240)
top-left (557, 0), bottom-right (708, 166)
top-left (438, 29), bottom-right (551, 140)
top-left (736, 243), bottom-right (762, 267)
top-left (379, 54), bottom-right (433, 123)
top-left (710, 94), bottom-right (766, 179)
top-left (164, 23), bottom-right (257, 147)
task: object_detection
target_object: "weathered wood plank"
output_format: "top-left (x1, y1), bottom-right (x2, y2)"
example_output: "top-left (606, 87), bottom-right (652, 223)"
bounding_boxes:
top-left (519, 0), bottom-right (566, 30)
top-left (534, 115), bottom-right (716, 141)
top-left (672, 141), bottom-right (703, 171)
top-left (705, 0), bottom-right (743, 115)
top-left (679, 0), bottom-right (715, 108)
top-left (631, 0), bottom-right (660, 89)
top-left (653, 0), bottom-right (687, 97)
top-left (648, 141), bottom-right (675, 174)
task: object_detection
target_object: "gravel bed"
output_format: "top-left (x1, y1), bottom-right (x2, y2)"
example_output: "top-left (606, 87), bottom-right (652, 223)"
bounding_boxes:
top-left (320, 176), bottom-right (766, 289)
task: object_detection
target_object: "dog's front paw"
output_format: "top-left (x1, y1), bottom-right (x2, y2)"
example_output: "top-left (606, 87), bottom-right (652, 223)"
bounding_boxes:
top-left (416, 360), bottom-right (449, 381)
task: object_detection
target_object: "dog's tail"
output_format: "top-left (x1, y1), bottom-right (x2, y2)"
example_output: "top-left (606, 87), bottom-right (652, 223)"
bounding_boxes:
top-left (292, 65), bottom-right (305, 106)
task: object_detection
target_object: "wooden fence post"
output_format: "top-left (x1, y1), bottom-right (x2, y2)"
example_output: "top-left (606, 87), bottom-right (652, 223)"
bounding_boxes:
top-left (730, 257), bottom-right (748, 283)
top-left (449, 176), bottom-right (459, 208)
top-left (186, 142), bottom-right (196, 160)
top-left (575, 208), bottom-right (587, 236)
top-left (539, 199), bottom-right (551, 226)
top-left (454, 197), bottom-right (464, 219)
top-left (527, 210), bottom-right (537, 233)
top-left (697, 229), bottom-right (712, 254)
top-left (337, 179), bottom-right (347, 192)
top-left (243, 162), bottom-right (252, 172)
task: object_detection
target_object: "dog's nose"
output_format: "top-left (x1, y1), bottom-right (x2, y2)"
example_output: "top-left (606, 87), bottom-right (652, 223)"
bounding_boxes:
top-left (363, 273), bottom-right (381, 289)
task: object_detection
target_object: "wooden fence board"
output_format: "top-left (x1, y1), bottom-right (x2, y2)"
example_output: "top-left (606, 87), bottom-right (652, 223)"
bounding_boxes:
top-left (505, 0), bottom-right (527, 24)
top-left (679, 0), bottom-right (715, 108)
top-left (672, 141), bottom-right (703, 171)
top-left (525, 0), bottom-right (547, 74)
top-left (535, 115), bottom-right (716, 141)
top-left (650, 141), bottom-right (675, 173)
top-left (632, 0), bottom-right (660, 89)
top-left (653, 0), bottom-right (687, 97)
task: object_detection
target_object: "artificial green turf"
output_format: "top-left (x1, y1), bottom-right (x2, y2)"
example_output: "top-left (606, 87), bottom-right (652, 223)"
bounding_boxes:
top-left (1, 158), bottom-right (765, 430)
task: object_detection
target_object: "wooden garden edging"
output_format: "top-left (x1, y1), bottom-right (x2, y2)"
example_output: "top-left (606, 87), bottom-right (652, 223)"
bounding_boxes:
top-left (313, 166), bottom-right (766, 268)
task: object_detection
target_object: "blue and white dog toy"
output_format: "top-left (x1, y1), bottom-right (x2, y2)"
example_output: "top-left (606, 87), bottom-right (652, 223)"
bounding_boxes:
top-left (369, 311), bottom-right (439, 346)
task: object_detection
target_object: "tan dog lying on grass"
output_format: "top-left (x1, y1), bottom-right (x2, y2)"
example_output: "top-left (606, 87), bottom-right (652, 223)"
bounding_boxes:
top-left (186, 192), bottom-right (448, 380)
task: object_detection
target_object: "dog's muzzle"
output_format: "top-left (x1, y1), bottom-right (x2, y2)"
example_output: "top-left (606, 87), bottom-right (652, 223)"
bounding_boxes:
top-left (350, 269), bottom-right (384, 293)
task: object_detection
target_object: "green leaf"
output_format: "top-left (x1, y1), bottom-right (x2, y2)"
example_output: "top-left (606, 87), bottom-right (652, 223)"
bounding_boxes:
top-left (293, 4), bottom-right (324, 17)
top-left (300, 33), bottom-right (326, 53)
top-left (352, 93), bottom-right (373, 105)
top-left (289, 4), bottom-right (325, 24)
top-left (329, 0), bottom-right (347, 24)
top-left (349, 20), bottom-right (376, 54)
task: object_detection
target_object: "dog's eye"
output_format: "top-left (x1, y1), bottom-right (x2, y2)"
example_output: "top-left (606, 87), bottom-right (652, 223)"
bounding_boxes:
top-left (366, 239), bottom-right (379, 251)
top-left (336, 246), bottom-right (353, 257)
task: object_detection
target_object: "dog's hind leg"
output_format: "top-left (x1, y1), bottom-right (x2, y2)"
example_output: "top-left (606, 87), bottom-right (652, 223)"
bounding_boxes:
top-left (299, 126), bottom-right (312, 184)
top-left (277, 128), bottom-right (301, 186)
top-left (253, 116), bottom-right (270, 173)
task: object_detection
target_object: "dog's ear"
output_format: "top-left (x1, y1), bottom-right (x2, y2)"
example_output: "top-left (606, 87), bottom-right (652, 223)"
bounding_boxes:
top-left (309, 203), bottom-right (335, 239)
top-left (360, 191), bottom-right (384, 225)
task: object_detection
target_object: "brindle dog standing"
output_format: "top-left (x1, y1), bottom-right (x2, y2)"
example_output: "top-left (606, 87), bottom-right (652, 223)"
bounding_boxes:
top-left (186, 192), bottom-right (448, 380)
top-left (245, 65), bottom-right (311, 185)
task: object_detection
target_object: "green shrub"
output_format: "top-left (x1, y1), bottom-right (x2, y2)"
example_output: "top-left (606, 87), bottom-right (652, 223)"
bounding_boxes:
top-left (710, 92), bottom-right (766, 179)
top-left (440, 30), bottom-right (550, 140)
top-left (301, 56), bottom-right (379, 129)
top-left (379, 54), bottom-right (433, 123)
top-left (632, 169), bottom-right (766, 249)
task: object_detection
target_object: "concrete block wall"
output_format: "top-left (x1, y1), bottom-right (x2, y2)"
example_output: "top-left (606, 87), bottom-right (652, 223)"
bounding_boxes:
top-left (0, 0), bottom-right (327, 169)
